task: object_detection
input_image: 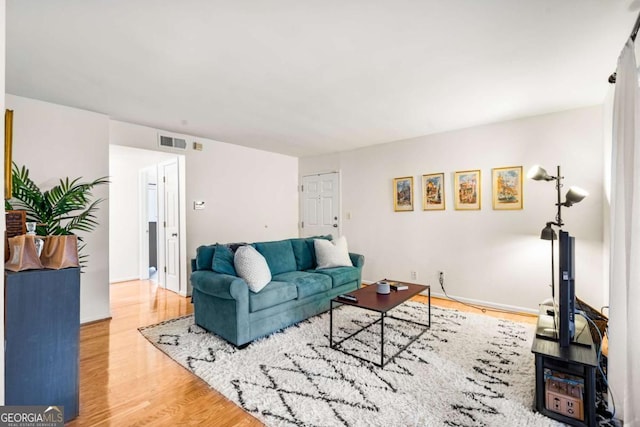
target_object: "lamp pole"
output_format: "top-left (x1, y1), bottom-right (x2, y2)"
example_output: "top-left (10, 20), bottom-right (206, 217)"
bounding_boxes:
top-left (548, 166), bottom-right (563, 301)
top-left (554, 165), bottom-right (564, 229)
top-left (550, 234), bottom-right (555, 300)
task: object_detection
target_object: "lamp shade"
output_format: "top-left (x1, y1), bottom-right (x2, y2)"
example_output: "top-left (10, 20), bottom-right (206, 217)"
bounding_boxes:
top-left (527, 165), bottom-right (554, 181)
top-left (563, 186), bottom-right (589, 207)
top-left (540, 223), bottom-right (557, 241)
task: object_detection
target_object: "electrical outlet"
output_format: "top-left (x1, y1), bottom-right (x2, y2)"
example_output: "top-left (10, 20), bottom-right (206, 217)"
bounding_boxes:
top-left (410, 271), bottom-right (417, 280)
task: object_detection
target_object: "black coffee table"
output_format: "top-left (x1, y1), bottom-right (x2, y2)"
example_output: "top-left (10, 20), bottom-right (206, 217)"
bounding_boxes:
top-left (329, 281), bottom-right (430, 367)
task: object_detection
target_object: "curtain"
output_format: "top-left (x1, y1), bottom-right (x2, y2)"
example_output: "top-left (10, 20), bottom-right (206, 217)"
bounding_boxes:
top-left (609, 38), bottom-right (640, 426)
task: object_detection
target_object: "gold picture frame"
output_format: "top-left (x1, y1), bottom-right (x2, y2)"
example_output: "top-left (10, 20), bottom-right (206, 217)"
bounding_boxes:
top-left (454, 170), bottom-right (481, 210)
top-left (5, 109), bottom-right (13, 200)
top-left (492, 166), bottom-right (523, 210)
top-left (422, 173), bottom-right (445, 210)
top-left (393, 176), bottom-right (414, 211)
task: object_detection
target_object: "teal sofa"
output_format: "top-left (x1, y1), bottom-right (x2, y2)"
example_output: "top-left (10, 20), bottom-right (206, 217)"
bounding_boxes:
top-left (190, 236), bottom-right (364, 347)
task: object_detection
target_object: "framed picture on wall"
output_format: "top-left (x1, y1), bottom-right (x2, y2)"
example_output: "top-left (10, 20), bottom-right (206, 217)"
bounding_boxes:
top-left (454, 170), bottom-right (481, 210)
top-left (5, 109), bottom-right (13, 200)
top-left (393, 176), bottom-right (414, 211)
top-left (492, 166), bottom-right (523, 210)
top-left (422, 173), bottom-right (445, 210)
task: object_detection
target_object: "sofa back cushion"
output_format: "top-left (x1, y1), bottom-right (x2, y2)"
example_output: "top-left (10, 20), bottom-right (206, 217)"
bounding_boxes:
top-left (291, 235), bottom-right (332, 270)
top-left (212, 244), bottom-right (238, 276)
top-left (254, 240), bottom-right (297, 275)
top-left (195, 244), bottom-right (216, 271)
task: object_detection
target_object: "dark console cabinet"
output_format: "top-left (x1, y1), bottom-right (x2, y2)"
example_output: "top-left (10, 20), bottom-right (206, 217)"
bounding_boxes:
top-left (4, 268), bottom-right (80, 422)
top-left (531, 313), bottom-right (598, 427)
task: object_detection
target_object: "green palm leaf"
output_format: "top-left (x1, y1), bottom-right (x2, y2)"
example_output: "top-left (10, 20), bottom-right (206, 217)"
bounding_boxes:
top-left (5, 163), bottom-right (109, 267)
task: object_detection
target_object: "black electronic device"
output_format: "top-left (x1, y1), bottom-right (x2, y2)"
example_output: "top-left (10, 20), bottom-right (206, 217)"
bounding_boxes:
top-left (338, 294), bottom-right (358, 302)
top-left (536, 230), bottom-right (591, 348)
top-left (558, 230), bottom-right (576, 347)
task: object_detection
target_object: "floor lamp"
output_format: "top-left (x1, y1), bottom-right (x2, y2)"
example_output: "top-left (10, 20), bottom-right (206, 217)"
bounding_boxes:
top-left (527, 164), bottom-right (588, 302)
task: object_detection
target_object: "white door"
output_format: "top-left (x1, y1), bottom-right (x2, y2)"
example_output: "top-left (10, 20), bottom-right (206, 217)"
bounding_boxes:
top-left (161, 159), bottom-right (180, 293)
top-left (301, 172), bottom-right (340, 238)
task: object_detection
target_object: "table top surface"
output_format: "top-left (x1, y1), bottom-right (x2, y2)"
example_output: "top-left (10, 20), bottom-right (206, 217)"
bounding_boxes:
top-left (531, 314), bottom-right (598, 367)
top-left (333, 280), bottom-right (428, 313)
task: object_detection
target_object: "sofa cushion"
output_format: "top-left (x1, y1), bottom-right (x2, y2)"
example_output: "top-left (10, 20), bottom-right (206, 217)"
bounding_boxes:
top-left (290, 238), bottom-right (314, 271)
top-left (313, 266), bottom-right (360, 288)
top-left (234, 245), bottom-right (271, 292)
top-left (248, 280), bottom-right (297, 312)
top-left (254, 240), bottom-right (297, 275)
top-left (315, 236), bottom-right (353, 269)
top-left (272, 271), bottom-right (332, 299)
top-left (291, 235), bottom-right (332, 270)
top-left (195, 244), bottom-right (216, 271)
top-left (212, 244), bottom-right (237, 276)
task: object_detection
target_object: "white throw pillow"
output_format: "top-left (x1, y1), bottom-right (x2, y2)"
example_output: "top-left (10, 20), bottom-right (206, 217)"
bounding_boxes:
top-left (314, 236), bottom-right (353, 269)
top-left (234, 245), bottom-right (271, 292)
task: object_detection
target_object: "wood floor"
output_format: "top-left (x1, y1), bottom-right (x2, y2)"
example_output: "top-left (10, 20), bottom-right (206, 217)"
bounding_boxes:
top-left (68, 280), bottom-right (536, 426)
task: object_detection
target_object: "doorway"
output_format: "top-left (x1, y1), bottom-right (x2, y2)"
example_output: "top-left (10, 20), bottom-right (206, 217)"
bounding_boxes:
top-left (108, 145), bottom-right (187, 295)
top-left (143, 171), bottom-right (159, 281)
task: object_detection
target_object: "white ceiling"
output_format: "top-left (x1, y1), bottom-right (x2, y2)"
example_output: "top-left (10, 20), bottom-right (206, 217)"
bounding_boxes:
top-left (6, 1), bottom-right (638, 157)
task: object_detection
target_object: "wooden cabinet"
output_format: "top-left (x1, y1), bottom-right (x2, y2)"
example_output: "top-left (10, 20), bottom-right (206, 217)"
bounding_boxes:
top-left (4, 268), bottom-right (80, 422)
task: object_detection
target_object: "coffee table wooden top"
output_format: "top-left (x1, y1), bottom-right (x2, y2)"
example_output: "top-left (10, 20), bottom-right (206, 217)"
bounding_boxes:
top-left (333, 281), bottom-right (428, 313)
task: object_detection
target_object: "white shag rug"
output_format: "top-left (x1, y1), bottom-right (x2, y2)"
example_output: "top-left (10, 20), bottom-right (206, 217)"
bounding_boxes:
top-left (139, 302), bottom-right (561, 427)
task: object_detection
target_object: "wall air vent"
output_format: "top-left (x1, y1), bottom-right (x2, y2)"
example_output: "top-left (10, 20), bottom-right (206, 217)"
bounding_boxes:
top-left (158, 134), bottom-right (187, 150)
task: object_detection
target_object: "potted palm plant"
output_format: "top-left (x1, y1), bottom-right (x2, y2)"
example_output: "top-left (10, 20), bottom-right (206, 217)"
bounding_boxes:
top-left (5, 163), bottom-right (109, 266)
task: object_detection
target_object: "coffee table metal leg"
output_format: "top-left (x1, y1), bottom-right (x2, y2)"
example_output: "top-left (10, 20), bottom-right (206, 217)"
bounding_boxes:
top-left (380, 312), bottom-right (385, 367)
top-left (428, 287), bottom-right (431, 328)
top-left (330, 300), bottom-right (334, 347)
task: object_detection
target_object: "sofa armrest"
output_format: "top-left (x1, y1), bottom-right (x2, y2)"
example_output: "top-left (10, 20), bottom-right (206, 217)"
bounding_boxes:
top-left (349, 252), bottom-right (364, 269)
top-left (190, 270), bottom-right (249, 301)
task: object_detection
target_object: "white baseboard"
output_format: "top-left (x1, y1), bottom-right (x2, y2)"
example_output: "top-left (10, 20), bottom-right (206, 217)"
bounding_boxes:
top-left (81, 312), bottom-right (112, 325)
top-left (362, 280), bottom-right (537, 315)
top-left (424, 290), bottom-right (538, 315)
top-left (110, 275), bottom-right (140, 284)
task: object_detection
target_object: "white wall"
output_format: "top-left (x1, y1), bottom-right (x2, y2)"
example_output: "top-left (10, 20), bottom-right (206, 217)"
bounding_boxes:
top-left (301, 106), bottom-right (605, 312)
top-left (6, 94), bottom-right (111, 323)
top-left (2, 96), bottom-right (299, 321)
top-left (109, 121), bottom-right (300, 283)
top-left (5, 93), bottom-right (603, 317)
top-left (108, 145), bottom-right (177, 283)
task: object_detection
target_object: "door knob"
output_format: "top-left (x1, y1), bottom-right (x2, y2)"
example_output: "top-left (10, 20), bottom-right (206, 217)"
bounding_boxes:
top-left (171, 233), bottom-right (178, 237)
top-left (332, 224), bottom-right (338, 228)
